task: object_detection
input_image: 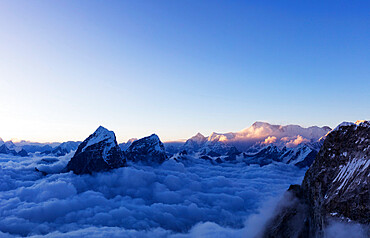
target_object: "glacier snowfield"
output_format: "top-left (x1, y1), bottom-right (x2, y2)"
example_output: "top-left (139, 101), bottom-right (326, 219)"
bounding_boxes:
top-left (0, 153), bottom-right (306, 237)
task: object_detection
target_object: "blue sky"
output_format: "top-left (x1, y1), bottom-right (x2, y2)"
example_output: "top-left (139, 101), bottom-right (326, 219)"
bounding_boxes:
top-left (0, 1), bottom-right (369, 142)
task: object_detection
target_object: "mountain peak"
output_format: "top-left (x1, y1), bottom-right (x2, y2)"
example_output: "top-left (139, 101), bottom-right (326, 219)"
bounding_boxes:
top-left (95, 125), bottom-right (111, 134)
top-left (81, 126), bottom-right (116, 153)
top-left (188, 132), bottom-right (207, 142)
top-left (149, 134), bottom-right (160, 140)
top-left (126, 134), bottom-right (167, 163)
top-left (195, 132), bottom-right (205, 138)
top-left (66, 126), bottom-right (125, 174)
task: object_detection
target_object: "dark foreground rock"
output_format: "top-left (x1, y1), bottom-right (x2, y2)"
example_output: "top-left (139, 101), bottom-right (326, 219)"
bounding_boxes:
top-left (66, 126), bottom-right (126, 174)
top-left (262, 120), bottom-right (370, 237)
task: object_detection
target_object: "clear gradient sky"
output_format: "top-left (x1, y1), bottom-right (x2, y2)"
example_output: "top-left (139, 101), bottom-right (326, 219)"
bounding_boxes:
top-left (0, 1), bottom-right (369, 143)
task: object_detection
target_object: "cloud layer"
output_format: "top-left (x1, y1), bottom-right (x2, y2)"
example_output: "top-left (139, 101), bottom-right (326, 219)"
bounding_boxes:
top-left (0, 154), bottom-right (306, 237)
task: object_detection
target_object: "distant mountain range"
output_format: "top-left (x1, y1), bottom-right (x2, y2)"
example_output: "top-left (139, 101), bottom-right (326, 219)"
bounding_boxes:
top-left (0, 138), bottom-right (81, 157)
top-left (0, 121), bottom-right (331, 168)
top-left (163, 122), bottom-right (331, 167)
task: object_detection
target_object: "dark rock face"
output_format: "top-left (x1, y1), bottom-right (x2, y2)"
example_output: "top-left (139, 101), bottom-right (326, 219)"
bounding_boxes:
top-left (200, 155), bottom-right (213, 162)
top-left (262, 120), bottom-right (370, 237)
top-left (302, 121), bottom-right (370, 236)
top-left (16, 149), bottom-right (28, 157)
top-left (263, 185), bottom-right (309, 238)
top-left (126, 134), bottom-right (167, 164)
top-left (215, 157), bottom-right (223, 163)
top-left (206, 150), bottom-right (221, 157)
top-left (282, 145), bottom-right (318, 169)
top-left (223, 146), bottom-right (241, 161)
top-left (179, 150), bottom-right (188, 156)
top-left (66, 126), bottom-right (126, 175)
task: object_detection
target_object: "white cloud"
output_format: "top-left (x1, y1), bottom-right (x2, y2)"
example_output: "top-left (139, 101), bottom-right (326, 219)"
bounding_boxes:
top-left (0, 154), bottom-right (306, 237)
top-left (285, 135), bottom-right (310, 148)
top-left (262, 136), bottom-right (277, 145)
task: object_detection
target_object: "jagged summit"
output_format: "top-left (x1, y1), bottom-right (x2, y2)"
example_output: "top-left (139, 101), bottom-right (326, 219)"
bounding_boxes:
top-left (80, 126), bottom-right (116, 154)
top-left (66, 126), bottom-right (125, 174)
top-left (126, 134), bottom-right (167, 164)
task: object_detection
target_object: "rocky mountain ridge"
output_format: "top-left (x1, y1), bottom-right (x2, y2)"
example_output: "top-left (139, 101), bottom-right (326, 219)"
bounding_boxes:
top-left (66, 126), bottom-right (126, 174)
top-left (126, 134), bottom-right (167, 164)
top-left (65, 127), bottom-right (168, 174)
top-left (262, 120), bottom-right (370, 237)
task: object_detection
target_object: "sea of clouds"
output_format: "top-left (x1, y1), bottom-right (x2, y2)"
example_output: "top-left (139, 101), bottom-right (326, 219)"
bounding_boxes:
top-left (0, 153), bottom-right (308, 237)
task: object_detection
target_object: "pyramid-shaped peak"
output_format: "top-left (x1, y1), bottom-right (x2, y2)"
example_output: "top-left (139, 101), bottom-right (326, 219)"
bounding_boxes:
top-left (148, 134), bottom-right (160, 140)
top-left (66, 126), bottom-right (125, 174)
top-left (190, 132), bottom-right (207, 141)
top-left (195, 132), bottom-right (205, 137)
top-left (94, 125), bottom-right (113, 135)
top-left (80, 126), bottom-right (116, 153)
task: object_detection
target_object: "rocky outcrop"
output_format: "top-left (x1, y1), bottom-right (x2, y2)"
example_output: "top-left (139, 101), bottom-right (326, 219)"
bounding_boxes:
top-left (262, 185), bottom-right (309, 238)
top-left (224, 146), bottom-right (241, 161)
top-left (262, 120), bottom-right (370, 237)
top-left (302, 120), bottom-right (369, 236)
top-left (66, 126), bottom-right (126, 174)
top-left (126, 134), bottom-right (167, 164)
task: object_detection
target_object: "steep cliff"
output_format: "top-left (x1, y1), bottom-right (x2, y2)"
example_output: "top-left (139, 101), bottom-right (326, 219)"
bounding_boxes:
top-left (262, 120), bottom-right (369, 237)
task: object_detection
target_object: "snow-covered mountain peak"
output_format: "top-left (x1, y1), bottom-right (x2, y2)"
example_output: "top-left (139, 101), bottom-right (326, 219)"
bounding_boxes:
top-left (95, 125), bottom-right (114, 136)
top-left (126, 134), bottom-right (167, 163)
top-left (80, 126), bottom-right (116, 154)
top-left (189, 133), bottom-right (207, 142)
top-left (179, 122), bottom-right (331, 154)
top-left (208, 132), bottom-right (231, 142)
top-left (66, 126), bottom-right (125, 174)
